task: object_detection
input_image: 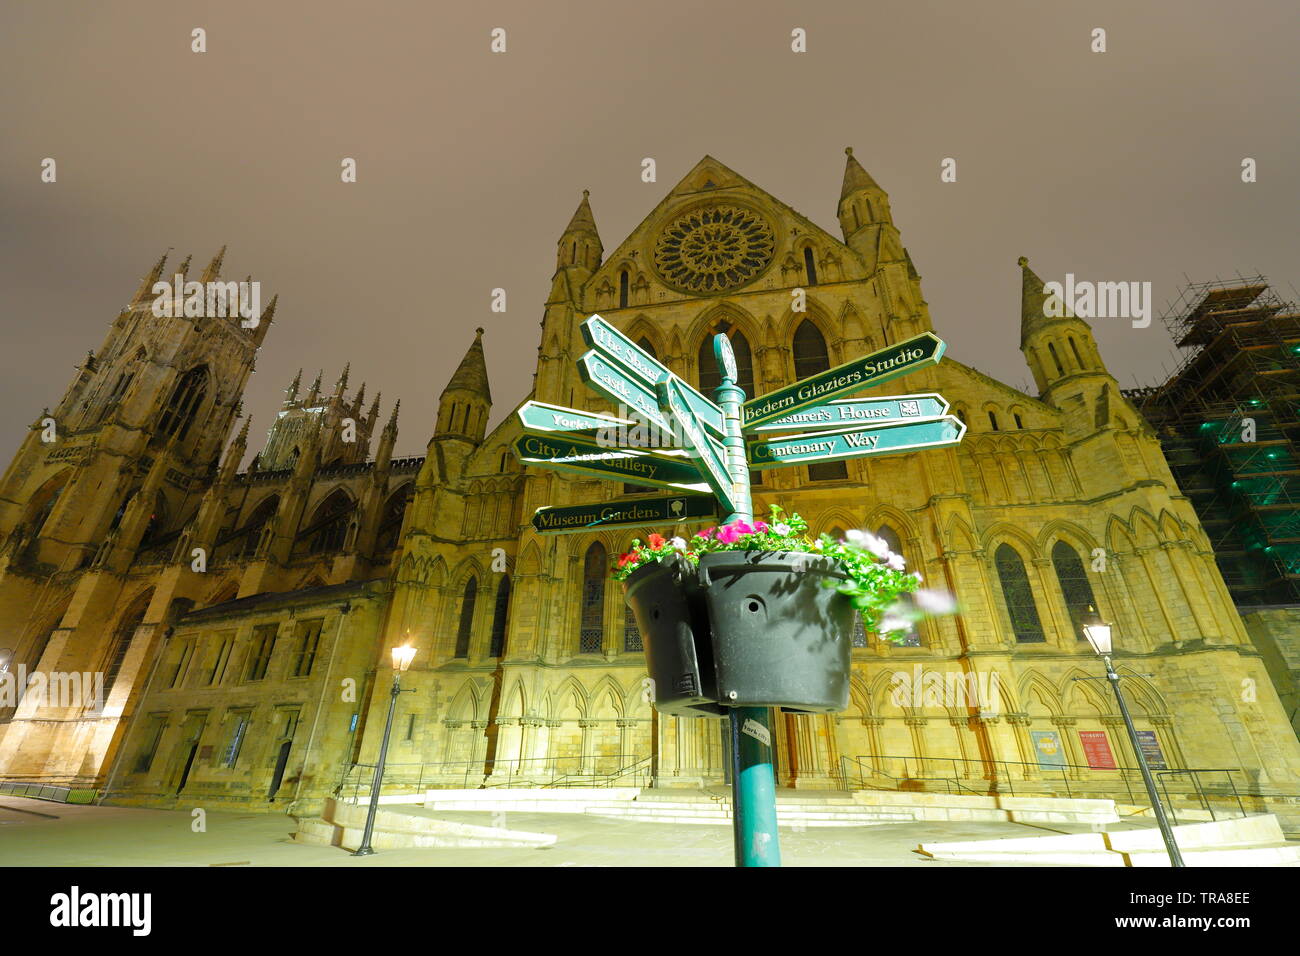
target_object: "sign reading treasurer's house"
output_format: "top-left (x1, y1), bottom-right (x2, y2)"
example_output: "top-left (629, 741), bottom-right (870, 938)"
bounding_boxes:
top-left (515, 316), bottom-right (962, 536)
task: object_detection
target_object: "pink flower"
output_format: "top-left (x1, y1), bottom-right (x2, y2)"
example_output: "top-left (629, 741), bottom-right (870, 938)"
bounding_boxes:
top-left (732, 521), bottom-right (755, 535)
top-left (696, 527), bottom-right (714, 540)
top-left (753, 521), bottom-right (769, 533)
top-left (715, 524), bottom-right (742, 545)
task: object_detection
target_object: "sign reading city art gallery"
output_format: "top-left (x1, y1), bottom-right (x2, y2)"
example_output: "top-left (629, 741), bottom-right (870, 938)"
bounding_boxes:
top-left (742, 332), bottom-right (946, 428)
top-left (531, 495), bottom-right (717, 534)
top-left (747, 416), bottom-right (965, 469)
top-left (1078, 730), bottom-right (1117, 770)
top-left (512, 435), bottom-right (707, 492)
top-left (748, 393), bottom-right (950, 433)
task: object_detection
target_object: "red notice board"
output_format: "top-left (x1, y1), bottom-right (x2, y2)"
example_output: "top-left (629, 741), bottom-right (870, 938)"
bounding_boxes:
top-left (1078, 730), bottom-right (1116, 769)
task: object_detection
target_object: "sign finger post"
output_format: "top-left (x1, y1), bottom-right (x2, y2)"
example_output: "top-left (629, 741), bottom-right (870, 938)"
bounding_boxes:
top-left (514, 314), bottom-right (962, 868)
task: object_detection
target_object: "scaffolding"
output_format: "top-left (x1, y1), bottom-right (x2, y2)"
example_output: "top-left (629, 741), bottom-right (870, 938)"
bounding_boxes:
top-left (1123, 276), bottom-right (1300, 605)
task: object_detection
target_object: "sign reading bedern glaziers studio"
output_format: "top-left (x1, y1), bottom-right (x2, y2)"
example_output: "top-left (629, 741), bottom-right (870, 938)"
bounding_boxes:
top-left (742, 332), bottom-right (946, 429)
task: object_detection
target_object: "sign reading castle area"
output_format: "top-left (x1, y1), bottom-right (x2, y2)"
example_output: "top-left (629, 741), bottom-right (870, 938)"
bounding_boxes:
top-left (514, 316), bottom-right (961, 535)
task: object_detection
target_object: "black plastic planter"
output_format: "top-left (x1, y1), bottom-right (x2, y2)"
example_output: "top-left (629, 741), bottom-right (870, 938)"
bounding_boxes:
top-left (697, 551), bottom-right (854, 714)
top-left (623, 555), bottom-right (725, 717)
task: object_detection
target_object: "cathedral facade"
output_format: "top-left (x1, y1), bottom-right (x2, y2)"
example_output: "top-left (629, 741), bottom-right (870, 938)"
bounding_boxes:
top-left (1, 154), bottom-right (1297, 812)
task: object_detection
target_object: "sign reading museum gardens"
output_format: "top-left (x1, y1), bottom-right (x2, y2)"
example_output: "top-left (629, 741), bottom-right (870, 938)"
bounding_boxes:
top-left (512, 317), bottom-right (962, 532)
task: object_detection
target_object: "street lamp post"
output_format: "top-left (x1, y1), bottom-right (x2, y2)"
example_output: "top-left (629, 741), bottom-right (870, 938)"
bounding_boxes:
top-left (352, 642), bottom-right (416, 857)
top-left (1081, 612), bottom-right (1185, 868)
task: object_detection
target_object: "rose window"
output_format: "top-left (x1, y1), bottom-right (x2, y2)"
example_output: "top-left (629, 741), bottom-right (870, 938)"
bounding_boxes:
top-left (653, 205), bottom-right (776, 294)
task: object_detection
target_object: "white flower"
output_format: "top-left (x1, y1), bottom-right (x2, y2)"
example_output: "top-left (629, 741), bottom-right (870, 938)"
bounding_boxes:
top-left (670, 536), bottom-right (688, 552)
top-left (913, 589), bottom-right (958, 614)
top-left (887, 553), bottom-right (906, 571)
top-left (773, 522), bottom-right (791, 536)
top-left (879, 616), bottom-right (910, 633)
top-left (812, 539), bottom-right (824, 551)
top-left (912, 571), bottom-right (924, 583)
top-left (844, 529), bottom-right (867, 547)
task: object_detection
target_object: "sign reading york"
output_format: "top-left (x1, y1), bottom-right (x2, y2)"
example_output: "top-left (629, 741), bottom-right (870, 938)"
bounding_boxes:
top-left (743, 332), bottom-right (945, 429)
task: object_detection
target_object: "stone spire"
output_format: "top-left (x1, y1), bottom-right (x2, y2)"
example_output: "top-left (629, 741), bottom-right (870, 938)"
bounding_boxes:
top-left (440, 328), bottom-right (491, 404)
top-left (285, 369), bottom-right (302, 406)
top-left (201, 245), bottom-right (227, 283)
top-left (840, 146), bottom-right (884, 200)
top-left (132, 248), bottom-right (172, 305)
top-left (334, 363), bottom-right (350, 398)
top-left (306, 370), bottom-right (322, 406)
top-left (1018, 255), bottom-right (1072, 348)
top-left (556, 189), bottom-right (603, 272)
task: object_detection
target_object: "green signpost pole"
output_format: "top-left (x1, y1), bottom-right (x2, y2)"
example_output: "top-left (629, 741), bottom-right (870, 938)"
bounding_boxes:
top-left (712, 334), bottom-right (781, 868)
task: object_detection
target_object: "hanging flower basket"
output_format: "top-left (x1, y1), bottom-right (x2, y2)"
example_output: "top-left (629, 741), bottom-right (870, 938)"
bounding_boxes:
top-left (622, 554), bottom-right (725, 717)
top-left (617, 506), bottom-right (956, 715)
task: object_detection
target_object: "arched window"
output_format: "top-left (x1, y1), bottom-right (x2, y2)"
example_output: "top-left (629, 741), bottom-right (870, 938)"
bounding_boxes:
top-left (636, 337), bottom-right (658, 360)
top-left (619, 270), bottom-right (630, 309)
top-left (1068, 337), bottom-right (1084, 370)
top-left (792, 321), bottom-right (847, 480)
top-left (103, 591), bottom-right (153, 696)
top-left (579, 542), bottom-right (606, 653)
top-left (995, 544), bottom-right (1045, 643)
top-left (499, 451), bottom-right (510, 473)
top-left (238, 495), bottom-right (279, 557)
top-left (792, 320), bottom-right (830, 380)
top-left (454, 577), bottom-right (477, 658)
top-left (877, 525), bottom-right (920, 646)
top-left (988, 410), bottom-right (1000, 431)
top-left (624, 604), bottom-right (642, 652)
top-left (803, 247), bottom-right (818, 286)
top-left (1047, 342), bottom-right (1064, 377)
top-left (1014, 413), bottom-right (1024, 429)
top-left (1052, 540), bottom-right (1098, 640)
top-left (374, 484), bottom-right (413, 554)
top-left (489, 577), bottom-right (510, 657)
top-left (300, 489), bottom-right (353, 555)
top-left (157, 365), bottom-right (208, 441)
top-left (698, 326), bottom-right (754, 396)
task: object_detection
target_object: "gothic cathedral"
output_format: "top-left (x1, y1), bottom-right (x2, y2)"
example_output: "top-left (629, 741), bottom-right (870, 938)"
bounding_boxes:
top-left (1, 153), bottom-right (1296, 810)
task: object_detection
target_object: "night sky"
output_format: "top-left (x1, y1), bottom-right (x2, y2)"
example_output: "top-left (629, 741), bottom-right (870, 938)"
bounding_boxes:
top-left (2, 0), bottom-right (1297, 460)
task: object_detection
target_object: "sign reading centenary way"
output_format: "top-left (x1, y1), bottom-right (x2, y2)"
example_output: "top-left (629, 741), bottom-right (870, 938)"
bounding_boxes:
top-left (748, 392), bottom-right (950, 433)
top-left (747, 415), bottom-right (965, 468)
top-left (742, 331), bottom-right (946, 429)
top-left (531, 495), bottom-right (717, 534)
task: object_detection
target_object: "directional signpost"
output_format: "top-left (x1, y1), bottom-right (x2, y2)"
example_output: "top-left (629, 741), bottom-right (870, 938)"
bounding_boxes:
top-left (514, 312), bottom-right (964, 869)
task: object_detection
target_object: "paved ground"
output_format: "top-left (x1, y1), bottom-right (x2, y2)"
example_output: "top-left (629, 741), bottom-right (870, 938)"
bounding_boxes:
top-left (0, 796), bottom-right (1084, 866)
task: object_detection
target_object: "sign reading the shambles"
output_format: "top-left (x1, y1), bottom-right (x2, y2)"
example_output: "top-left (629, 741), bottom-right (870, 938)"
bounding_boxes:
top-left (512, 435), bottom-right (707, 492)
top-left (742, 332), bottom-right (946, 429)
top-left (532, 495), bottom-right (717, 534)
top-left (581, 315), bottom-right (725, 437)
top-left (747, 416), bottom-right (965, 469)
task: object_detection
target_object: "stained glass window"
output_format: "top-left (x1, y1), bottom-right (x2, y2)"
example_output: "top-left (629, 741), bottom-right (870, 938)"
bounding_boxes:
top-left (580, 543), bottom-right (606, 653)
top-left (454, 577), bottom-right (477, 658)
top-left (995, 544), bottom-right (1045, 643)
top-left (489, 577), bottom-right (510, 657)
top-left (1052, 541), bottom-right (1098, 640)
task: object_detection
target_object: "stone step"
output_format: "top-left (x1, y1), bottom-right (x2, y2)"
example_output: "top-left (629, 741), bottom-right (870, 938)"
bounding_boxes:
top-left (296, 798), bottom-right (558, 851)
top-left (918, 814), bottom-right (1297, 866)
